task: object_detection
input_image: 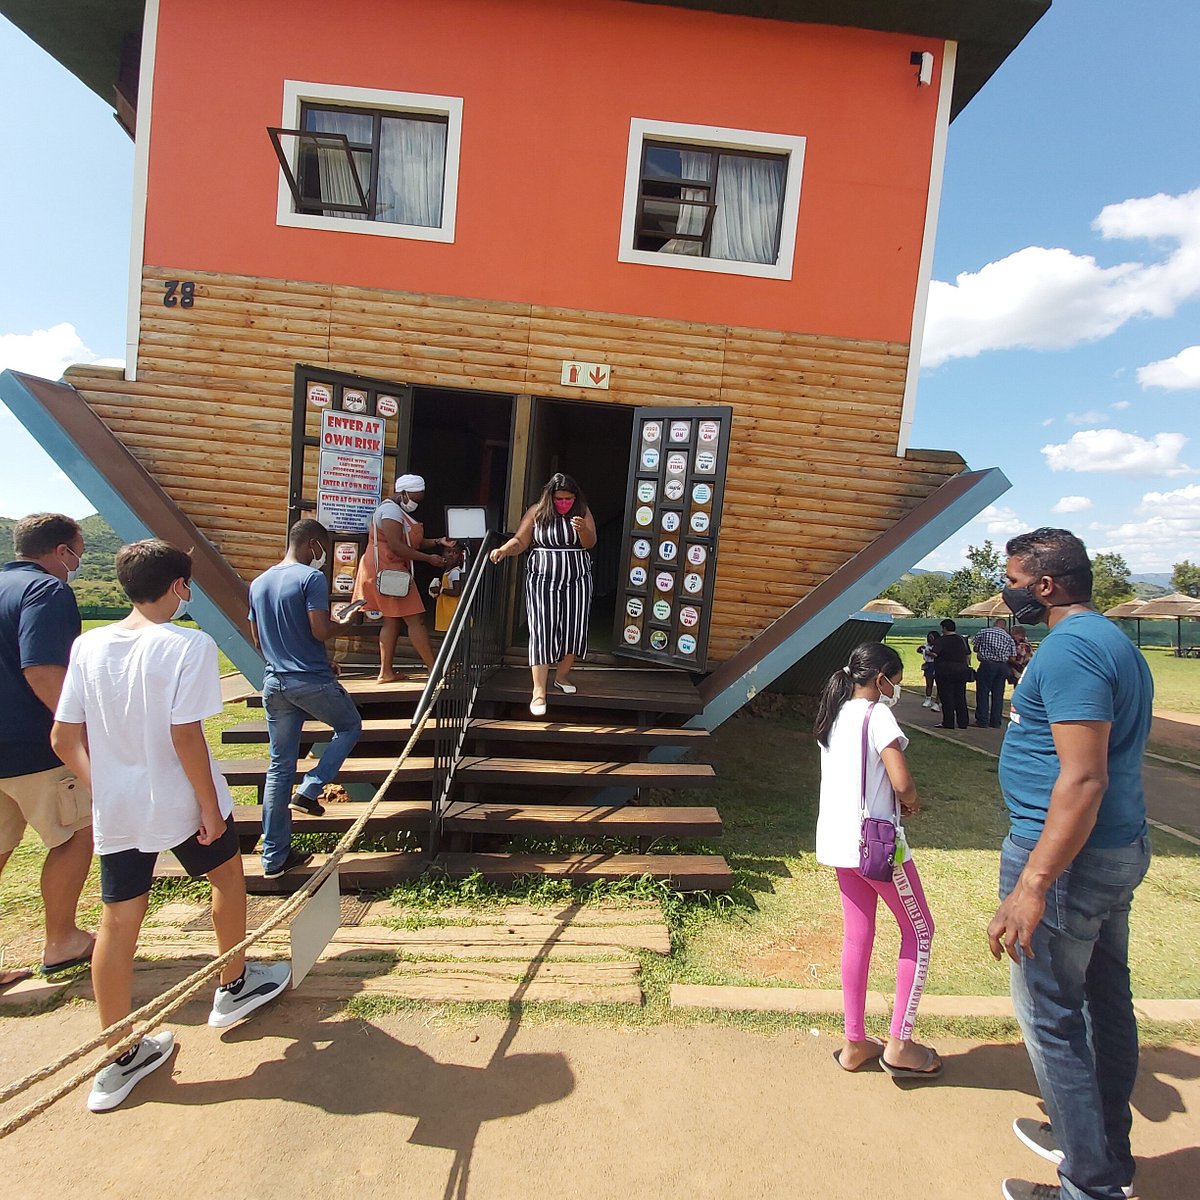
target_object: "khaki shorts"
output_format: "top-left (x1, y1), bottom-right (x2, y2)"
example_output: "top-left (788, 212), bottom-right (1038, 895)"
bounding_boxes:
top-left (0, 766), bottom-right (92, 855)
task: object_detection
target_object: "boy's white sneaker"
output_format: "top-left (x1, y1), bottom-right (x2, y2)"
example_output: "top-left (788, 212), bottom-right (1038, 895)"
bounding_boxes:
top-left (208, 961), bottom-right (291, 1028)
top-left (922, 697), bottom-right (934, 708)
top-left (87, 1030), bottom-right (175, 1112)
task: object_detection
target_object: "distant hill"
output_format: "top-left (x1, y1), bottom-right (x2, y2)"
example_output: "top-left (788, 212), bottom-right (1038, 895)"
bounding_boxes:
top-left (1130, 573), bottom-right (1173, 589)
top-left (0, 513), bottom-right (127, 607)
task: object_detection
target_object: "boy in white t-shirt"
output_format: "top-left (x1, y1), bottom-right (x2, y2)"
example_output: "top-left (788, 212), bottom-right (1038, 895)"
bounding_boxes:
top-left (52, 540), bottom-right (290, 1113)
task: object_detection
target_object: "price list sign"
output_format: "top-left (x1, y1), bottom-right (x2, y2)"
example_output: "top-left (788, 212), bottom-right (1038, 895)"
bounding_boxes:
top-left (614, 406), bottom-right (731, 670)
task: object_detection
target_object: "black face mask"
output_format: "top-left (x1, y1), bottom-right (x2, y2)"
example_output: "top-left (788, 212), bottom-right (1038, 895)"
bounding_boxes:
top-left (1002, 585), bottom-right (1047, 625)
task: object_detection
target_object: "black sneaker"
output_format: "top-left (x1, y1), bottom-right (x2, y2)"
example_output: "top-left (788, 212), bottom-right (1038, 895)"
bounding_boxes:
top-left (289, 792), bottom-right (325, 817)
top-left (262, 849), bottom-right (314, 880)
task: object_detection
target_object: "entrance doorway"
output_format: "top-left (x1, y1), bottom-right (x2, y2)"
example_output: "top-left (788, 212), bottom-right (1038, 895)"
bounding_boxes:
top-left (523, 397), bottom-right (634, 653)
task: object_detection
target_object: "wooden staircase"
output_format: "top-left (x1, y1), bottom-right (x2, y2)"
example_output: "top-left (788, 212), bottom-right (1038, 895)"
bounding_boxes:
top-left (182, 667), bottom-right (731, 894)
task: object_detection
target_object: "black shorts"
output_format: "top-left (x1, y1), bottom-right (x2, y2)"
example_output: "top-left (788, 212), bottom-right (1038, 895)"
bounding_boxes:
top-left (99, 816), bottom-right (239, 904)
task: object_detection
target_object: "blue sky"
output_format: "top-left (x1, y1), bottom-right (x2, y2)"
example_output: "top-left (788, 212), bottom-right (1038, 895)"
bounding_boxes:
top-left (1, 1), bottom-right (1197, 574)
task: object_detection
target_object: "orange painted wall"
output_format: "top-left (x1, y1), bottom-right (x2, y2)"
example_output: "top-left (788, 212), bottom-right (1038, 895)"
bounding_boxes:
top-left (145, 0), bottom-right (943, 343)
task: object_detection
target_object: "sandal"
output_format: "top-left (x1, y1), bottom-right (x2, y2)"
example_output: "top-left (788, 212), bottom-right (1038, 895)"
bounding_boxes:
top-left (832, 1036), bottom-right (885, 1073)
top-left (0, 967), bottom-right (34, 991)
top-left (881, 1045), bottom-right (943, 1079)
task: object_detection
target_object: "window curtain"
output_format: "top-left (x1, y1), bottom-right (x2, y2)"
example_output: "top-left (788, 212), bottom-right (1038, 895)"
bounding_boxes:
top-left (710, 155), bottom-right (786, 264)
top-left (307, 110), bottom-right (372, 219)
top-left (661, 150), bottom-right (711, 256)
top-left (378, 116), bottom-right (447, 227)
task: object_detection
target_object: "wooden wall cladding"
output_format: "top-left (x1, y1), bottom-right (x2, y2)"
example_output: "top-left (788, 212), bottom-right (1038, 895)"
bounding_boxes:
top-left (67, 266), bottom-right (963, 662)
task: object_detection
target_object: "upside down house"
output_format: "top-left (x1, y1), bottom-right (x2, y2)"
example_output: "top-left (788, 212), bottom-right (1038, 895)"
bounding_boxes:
top-left (2, 0), bottom-right (1044, 723)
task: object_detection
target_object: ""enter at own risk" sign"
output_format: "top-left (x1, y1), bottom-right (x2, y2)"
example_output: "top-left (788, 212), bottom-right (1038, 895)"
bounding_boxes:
top-left (560, 360), bottom-right (611, 390)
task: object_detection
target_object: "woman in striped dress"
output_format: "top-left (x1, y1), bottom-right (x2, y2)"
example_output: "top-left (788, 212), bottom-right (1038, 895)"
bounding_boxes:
top-left (490, 473), bottom-right (596, 716)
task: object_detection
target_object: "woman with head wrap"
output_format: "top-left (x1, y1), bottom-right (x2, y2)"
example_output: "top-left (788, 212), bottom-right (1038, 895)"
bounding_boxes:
top-left (350, 474), bottom-right (454, 681)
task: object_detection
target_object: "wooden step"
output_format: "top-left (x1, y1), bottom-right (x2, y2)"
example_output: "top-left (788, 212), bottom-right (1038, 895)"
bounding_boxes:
top-left (482, 667), bottom-right (702, 715)
top-left (229, 800), bottom-right (431, 834)
top-left (218, 755), bottom-right (714, 790)
top-left (443, 803), bottom-right (722, 838)
top-left (242, 676), bottom-right (426, 709)
top-left (156, 851), bottom-right (428, 893)
top-left (222, 716), bottom-right (708, 748)
top-left (438, 852), bottom-right (733, 892)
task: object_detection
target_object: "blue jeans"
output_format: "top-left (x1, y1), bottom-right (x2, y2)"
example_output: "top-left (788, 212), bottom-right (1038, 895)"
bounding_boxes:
top-left (975, 659), bottom-right (1008, 726)
top-left (1001, 832), bottom-right (1152, 1200)
top-left (261, 673), bottom-right (362, 873)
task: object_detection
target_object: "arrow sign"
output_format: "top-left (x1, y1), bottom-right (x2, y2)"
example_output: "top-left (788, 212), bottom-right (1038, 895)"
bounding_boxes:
top-left (560, 360), bottom-right (612, 390)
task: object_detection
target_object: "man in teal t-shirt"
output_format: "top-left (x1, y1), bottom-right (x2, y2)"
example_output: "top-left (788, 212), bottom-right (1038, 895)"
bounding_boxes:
top-left (989, 528), bottom-right (1152, 1200)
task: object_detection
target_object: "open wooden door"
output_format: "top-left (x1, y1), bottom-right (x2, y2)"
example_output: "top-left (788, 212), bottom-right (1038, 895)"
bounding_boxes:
top-left (612, 405), bottom-right (732, 671)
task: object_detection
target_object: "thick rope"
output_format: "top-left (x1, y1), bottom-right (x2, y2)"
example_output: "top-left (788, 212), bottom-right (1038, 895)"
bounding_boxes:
top-left (0, 679), bottom-right (443, 1138)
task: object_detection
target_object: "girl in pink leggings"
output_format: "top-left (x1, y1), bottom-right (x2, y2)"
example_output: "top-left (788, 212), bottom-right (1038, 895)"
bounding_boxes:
top-left (814, 642), bottom-right (941, 1078)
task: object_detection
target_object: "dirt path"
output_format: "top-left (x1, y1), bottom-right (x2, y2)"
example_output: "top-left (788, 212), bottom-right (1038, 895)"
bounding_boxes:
top-left (1, 1000), bottom-right (1197, 1198)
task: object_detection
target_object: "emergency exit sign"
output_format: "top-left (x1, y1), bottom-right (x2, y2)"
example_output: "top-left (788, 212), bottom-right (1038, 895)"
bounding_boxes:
top-left (560, 360), bottom-right (611, 389)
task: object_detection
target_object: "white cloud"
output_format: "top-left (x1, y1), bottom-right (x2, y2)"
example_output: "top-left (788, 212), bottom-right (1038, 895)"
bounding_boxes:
top-left (1066, 410), bottom-right (1107, 425)
top-left (1041, 417), bottom-right (1055, 427)
top-left (1091, 483), bottom-right (1200, 571)
top-left (1138, 345), bottom-right (1200, 390)
top-left (1041, 429), bottom-right (1191, 476)
top-left (1111, 400), bottom-right (1132, 410)
top-left (0, 323), bottom-right (96, 380)
top-left (922, 188), bottom-right (1200, 367)
top-left (1052, 495), bottom-right (1094, 513)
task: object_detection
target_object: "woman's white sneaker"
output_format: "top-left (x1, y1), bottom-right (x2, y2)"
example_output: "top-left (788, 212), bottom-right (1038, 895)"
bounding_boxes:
top-left (208, 961), bottom-right (291, 1028)
top-left (87, 1030), bottom-right (175, 1112)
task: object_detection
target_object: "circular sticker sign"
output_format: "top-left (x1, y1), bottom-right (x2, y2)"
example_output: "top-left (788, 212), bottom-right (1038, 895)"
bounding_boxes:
top-left (649, 630), bottom-right (669, 651)
top-left (632, 538), bottom-right (651, 560)
top-left (655, 571), bottom-right (674, 593)
top-left (642, 421), bottom-right (661, 443)
top-left (342, 389), bottom-right (368, 413)
top-left (679, 605), bottom-right (700, 628)
top-left (684, 572), bottom-right (704, 594)
top-left (695, 450), bottom-right (716, 473)
top-left (666, 452), bottom-right (687, 476)
top-left (661, 511), bottom-right (681, 533)
top-left (333, 572), bottom-right (355, 595)
top-left (658, 541), bottom-right (677, 561)
top-left (640, 447), bottom-right (660, 471)
top-left (624, 624), bottom-right (642, 645)
top-left (376, 395), bottom-right (399, 418)
top-left (686, 543), bottom-right (707, 566)
top-left (629, 566), bottom-right (647, 586)
top-left (678, 633), bottom-right (698, 655)
top-left (692, 482), bottom-right (712, 504)
top-left (635, 506), bottom-right (653, 526)
top-left (664, 479), bottom-right (684, 501)
top-left (626, 596), bottom-right (644, 618)
top-left (637, 480), bottom-right (657, 503)
top-left (307, 383), bottom-right (331, 408)
top-left (690, 511), bottom-right (711, 534)
top-left (334, 542), bottom-right (358, 564)
top-left (698, 420), bottom-right (719, 443)
top-left (653, 599), bottom-right (671, 621)
top-left (669, 420), bottom-right (690, 443)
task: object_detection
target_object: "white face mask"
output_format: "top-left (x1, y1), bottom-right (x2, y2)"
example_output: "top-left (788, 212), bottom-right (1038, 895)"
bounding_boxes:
top-left (310, 545), bottom-right (327, 572)
top-left (171, 581), bottom-right (190, 621)
top-left (62, 545), bottom-right (82, 584)
top-left (399, 497), bottom-right (419, 514)
top-left (878, 677), bottom-right (901, 708)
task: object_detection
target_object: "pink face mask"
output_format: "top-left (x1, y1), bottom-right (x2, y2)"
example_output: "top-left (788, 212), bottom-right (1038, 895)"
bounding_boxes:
top-left (553, 497), bottom-right (575, 516)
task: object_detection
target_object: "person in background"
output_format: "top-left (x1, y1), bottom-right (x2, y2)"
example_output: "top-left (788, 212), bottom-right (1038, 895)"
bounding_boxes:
top-left (489, 472), bottom-right (596, 716)
top-left (919, 631), bottom-right (940, 712)
top-left (972, 617), bottom-right (1018, 728)
top-left (248, 519), bottom-right (362, 880)
top-left (989, 528), bottom-right (1152, 1200)
top-left (1009, 625), bottom-right (1034, 682)
top-left (53, 540), bottom-right (289, 1113)
top-left (931, 618), bottom-right (972, 730)
top-left (350, 474), bottom-right (454, 682)
top-left (815, 642), bottom-right (940, 1079)
top-left (0, 513), bottom-right (94, 985)
top-left (429, 544), bottom-right (467, 633)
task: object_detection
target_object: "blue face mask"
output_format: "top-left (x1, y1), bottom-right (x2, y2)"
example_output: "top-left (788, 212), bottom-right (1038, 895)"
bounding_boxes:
top-left (171, 582), bottom-right (191, 621)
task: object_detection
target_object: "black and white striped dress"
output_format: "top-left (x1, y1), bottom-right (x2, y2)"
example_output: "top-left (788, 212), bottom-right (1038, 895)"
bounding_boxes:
top-left (526, 514), bottom-right (593, 666)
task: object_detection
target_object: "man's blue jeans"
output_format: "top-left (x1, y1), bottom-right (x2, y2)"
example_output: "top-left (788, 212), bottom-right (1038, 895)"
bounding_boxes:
top-left (261, 672), bottom-right (362, 873)
top-left (975, 659), bottom-right (1008, 726)
top-left (1001, 832), bottom-right (1151, 1200)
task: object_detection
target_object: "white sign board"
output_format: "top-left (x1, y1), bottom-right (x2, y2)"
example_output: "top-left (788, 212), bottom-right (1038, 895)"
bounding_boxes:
top-left (290, 867), bottom-right (342, 988)
top-left (320, 410), bottom-right (386, 455)
top-left (317, 409), bottom-right (388, 534)
top-left (317, 489), bottom-right (375, 534)
top-left (560, 360), bottom-right (611, 390)
top-left (318, 449), bottom-right (383, 497)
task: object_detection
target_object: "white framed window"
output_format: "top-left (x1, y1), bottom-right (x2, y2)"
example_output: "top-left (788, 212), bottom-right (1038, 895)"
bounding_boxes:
top-left (274, 80), bottom-right (462, 243)
top-left (617, 118), bottom-right (805, 280)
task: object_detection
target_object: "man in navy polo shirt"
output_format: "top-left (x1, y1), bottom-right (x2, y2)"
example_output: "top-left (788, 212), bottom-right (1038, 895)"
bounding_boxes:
top-left (0, 513), bottom-right (95, 979)
top-left (988, 527), bottom-right (1152, 1200)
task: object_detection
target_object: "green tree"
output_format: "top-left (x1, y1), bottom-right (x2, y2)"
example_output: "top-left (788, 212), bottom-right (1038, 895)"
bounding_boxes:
top-left (944, 540), bottom-right (1005, 613)
top-left (1171, 560), bottom-right (1200, 598)
top-left (1091, 552), bottom-right (1134, 612)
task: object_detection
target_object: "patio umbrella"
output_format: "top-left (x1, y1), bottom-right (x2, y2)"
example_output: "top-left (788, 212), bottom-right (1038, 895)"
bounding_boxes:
top-left (1103, 598), bottom-right (1147, 647)
top-left (958, 593), bottom-right (1011, 620)
top-left (861, 597), bottom-right (913, 617)
top-left (1128, 592), bottom-right (1200, 654)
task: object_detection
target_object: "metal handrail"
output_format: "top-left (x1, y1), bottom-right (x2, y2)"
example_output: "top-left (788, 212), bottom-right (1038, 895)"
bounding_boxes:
top-left (414, 530), bottom-right (512, 856)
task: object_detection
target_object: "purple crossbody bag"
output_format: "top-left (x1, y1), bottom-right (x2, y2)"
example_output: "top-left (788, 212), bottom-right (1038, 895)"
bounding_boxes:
top-left (858, 702), bottom-right (899, 881)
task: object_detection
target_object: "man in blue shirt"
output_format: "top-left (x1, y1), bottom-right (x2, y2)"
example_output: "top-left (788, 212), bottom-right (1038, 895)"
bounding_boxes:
top-left (989, 528), bottom-right (1152, 1200)
top-left (0, 513), bottom-right (95, 980)
top-left (248, 519), bottom-right (362, 879)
